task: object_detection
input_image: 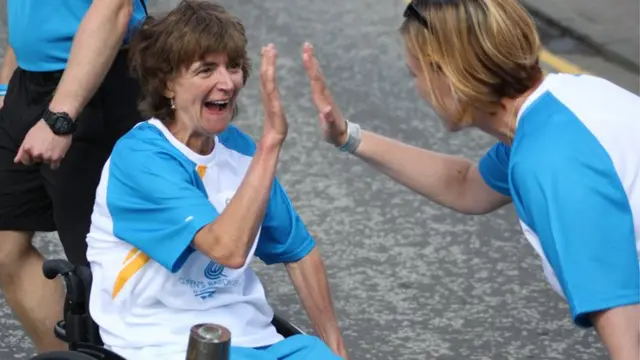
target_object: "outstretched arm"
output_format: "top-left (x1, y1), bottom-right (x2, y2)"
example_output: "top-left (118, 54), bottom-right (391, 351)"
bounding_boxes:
top-left (352, 131), bottom-right (511, 214)
top-left (301, 43), bottom-right (510, 215)
top-left (286, 247), bottom-right (347, 358)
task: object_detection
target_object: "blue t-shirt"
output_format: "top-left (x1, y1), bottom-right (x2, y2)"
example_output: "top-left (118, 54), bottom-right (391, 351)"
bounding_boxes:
top-left (7, 0), bottom-right (147, 71)
top-left (478, 74), bottom-right (640, 327)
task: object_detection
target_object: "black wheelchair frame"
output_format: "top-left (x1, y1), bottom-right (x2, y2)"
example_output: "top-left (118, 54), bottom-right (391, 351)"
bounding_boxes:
top-left (31, 259), bottom-right (305, 360)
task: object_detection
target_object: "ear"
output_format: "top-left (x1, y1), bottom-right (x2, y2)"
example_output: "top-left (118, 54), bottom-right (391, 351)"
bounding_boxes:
top-left (497, 97), bottom-right (512, 114)
top-left (164, 79), bottom-right (175, 99)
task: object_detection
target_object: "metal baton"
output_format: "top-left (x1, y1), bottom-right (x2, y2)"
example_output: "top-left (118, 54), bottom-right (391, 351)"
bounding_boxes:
top-left (186, 323), bottom-right (231, 360)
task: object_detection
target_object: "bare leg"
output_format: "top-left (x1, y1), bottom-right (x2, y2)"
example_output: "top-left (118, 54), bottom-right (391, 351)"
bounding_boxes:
top-left (0, 230), bottom-right (67, 353)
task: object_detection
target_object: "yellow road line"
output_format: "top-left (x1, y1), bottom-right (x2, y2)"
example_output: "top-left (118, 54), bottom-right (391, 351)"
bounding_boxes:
top-left (540, 48), bottom-right (587, 74)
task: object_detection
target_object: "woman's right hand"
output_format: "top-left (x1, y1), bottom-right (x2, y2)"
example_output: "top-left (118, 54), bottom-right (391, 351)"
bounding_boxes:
top-left (301, 42), bottom-right (348, 147)
top-left (260, 44), bottom-right (289, 149)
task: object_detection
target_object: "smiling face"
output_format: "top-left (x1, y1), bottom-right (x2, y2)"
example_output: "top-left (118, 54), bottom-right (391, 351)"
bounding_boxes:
top-left (165, 53), bottom-right (245, 137)
top-left (127, 0), bottom-right (252, 149)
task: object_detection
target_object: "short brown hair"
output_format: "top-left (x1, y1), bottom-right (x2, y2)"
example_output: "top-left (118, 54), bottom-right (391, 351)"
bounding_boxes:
top-left (128, 0), bottom-right (251, 122)
top-left (400, 0), bottom-right (542, 124)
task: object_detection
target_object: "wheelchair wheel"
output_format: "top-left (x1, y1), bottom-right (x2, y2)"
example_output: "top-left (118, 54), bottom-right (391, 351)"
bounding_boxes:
top-left (29, 351), bottom-right (97, 360)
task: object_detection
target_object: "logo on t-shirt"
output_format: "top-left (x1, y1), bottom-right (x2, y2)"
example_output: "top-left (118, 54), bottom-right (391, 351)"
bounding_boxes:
top-left (204, 261), bottom-right (225, 280)
top-left (181, 260), bottom-right (241, 300)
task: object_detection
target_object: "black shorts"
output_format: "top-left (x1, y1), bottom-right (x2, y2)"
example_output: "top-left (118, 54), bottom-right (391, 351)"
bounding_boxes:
top-left (0, 49), bottom-right (143, 266)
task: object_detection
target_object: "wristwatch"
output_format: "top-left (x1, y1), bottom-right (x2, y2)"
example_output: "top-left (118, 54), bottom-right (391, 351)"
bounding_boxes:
top-left (337, 119), bottom-right (361, 153)
top-left (43, 109), bottom-right (77, 135)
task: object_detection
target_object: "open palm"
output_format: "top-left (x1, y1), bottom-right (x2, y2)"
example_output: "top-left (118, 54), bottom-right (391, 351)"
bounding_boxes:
top-left (301, 42), bottom-right (348, 147)
top-left (260, 44), bottom-right (288, 147)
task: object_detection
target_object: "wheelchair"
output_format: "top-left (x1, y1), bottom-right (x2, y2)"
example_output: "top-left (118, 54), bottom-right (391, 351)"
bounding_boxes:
top-left (30, 259), bottom-right (305, 360)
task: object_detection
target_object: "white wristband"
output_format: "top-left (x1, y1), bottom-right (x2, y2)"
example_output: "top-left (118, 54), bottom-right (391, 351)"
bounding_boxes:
top-left (337, 120), bottom-right (361, 154)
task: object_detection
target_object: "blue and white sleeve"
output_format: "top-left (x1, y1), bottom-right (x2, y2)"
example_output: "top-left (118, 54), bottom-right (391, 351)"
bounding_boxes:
top-left (106, 139), bottom-right (218, 273)
top-left (254, 179), bottom-right (316, 265)
top-left (513, 149), bottom-right (640, 327)
top-left (478, 142), bottom-right (512, 197)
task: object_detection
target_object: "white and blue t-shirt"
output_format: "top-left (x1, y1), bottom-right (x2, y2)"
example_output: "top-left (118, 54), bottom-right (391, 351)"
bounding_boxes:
top-left (86, 119), bottom-right (316, 359)
top-left (479, 73), bottom-right (640, 327)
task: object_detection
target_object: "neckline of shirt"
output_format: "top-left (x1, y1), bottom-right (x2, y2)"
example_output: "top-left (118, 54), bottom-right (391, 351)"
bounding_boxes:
top-left (515, 73), bottom-right (557, 129)
top-left (148, 118), bottom-right (219, 165)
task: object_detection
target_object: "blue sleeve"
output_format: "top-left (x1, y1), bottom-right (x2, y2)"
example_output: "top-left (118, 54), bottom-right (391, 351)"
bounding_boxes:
top-left (513, 142), bottom-right (640, 328)
top-left (106, 136), bottom-right (218, 273)
top-left (255, 179), bottom-right (316, 265)
top-left (478, 142), bottom-right (511, 197)
top-left (218, 125), bottom-right (315, 264)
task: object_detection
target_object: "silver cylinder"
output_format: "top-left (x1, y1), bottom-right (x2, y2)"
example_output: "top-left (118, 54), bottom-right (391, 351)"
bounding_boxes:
top-left (185, 323), bottom-right (231, 360)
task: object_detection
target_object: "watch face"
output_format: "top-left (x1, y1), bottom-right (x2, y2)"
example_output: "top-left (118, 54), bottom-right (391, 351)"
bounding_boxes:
top-left (54, 116), bottom-right (72, 134)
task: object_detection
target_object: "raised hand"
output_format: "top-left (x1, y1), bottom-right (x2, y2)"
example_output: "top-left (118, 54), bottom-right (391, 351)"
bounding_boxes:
top-left (260, 44), bottom-right (288, 148)
top-left (301, 42), bottom-right (348, 147)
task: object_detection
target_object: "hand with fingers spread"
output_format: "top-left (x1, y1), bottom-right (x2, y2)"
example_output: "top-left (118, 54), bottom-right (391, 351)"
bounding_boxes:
top-left (259, 44), bottom-right (288, 149)
top-left (301, 42), bottom-right (348, 147)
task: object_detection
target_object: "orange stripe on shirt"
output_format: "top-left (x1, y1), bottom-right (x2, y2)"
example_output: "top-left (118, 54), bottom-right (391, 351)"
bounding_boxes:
top-left (112, 165), bottom-right (206, 298)
top-left (112, 250), bottom-right (151, 299)
top-left (196, 165), bottom-right (207, 179)
top-left (123, 248), bottom-right (138, 264)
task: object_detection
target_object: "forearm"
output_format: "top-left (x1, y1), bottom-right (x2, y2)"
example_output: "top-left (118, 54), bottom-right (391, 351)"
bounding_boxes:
top-left (353, 130), bottom-right (475, 212)
top-left (286, 247), bottom-right (345, 351)
top-left (591, 304), bottom-right (640, 360)
top-left (196, 141), bottom-right (282, 268)
top-left (0, 45), bottom-right (17, 84)
top-left (48, 0), bottom-right (133, 119)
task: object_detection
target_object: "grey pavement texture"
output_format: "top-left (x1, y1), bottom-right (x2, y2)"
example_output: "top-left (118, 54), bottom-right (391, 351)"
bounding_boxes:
top-left (522, 0), bottom-right (640, 72)
top-left (0, 0), bottom-right (612, 359)
top-left (531, 10), bottom-right (640, 95)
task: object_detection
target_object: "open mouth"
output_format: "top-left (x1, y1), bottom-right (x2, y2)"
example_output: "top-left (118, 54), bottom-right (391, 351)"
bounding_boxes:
top-left (204, 99), bottom-right (231, 112)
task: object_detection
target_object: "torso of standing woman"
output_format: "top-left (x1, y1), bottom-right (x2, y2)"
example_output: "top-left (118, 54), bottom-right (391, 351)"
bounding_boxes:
top-left (7, 0), bottom-right (148, 72)
top-left (478, 73), bottom-right (640, 328)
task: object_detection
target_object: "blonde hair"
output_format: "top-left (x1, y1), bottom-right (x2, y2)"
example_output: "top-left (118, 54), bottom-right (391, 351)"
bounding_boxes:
top-left (400, 0), bottom-right (542, 124)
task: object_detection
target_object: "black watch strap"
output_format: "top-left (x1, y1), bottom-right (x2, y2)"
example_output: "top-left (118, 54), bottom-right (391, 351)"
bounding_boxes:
top-left (43, 109), bottom-right (77, 135)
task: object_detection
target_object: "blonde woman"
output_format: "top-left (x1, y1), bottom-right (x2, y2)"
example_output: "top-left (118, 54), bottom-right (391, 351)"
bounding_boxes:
top-left (302, 0), bottom-right (640, 359)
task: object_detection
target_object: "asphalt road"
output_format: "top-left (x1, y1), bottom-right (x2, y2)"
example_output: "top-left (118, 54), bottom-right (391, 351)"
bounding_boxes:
top-left (0, 0), bottom-right (625, 359)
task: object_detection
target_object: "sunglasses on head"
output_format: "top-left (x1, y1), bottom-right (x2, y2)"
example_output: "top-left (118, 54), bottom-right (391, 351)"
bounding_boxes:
top-left (403, 1), bottom-right (430, 29)
top-left (403, 0), bottom-right (462, 30)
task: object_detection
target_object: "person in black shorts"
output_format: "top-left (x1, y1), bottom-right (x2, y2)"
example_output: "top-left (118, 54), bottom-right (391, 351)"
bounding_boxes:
top-left (0, 0), bottom-right (148, 353)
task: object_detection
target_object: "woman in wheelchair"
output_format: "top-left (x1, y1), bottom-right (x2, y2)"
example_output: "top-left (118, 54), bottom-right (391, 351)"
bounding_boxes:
top-left (78, 1), bottom-right (347, 359)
